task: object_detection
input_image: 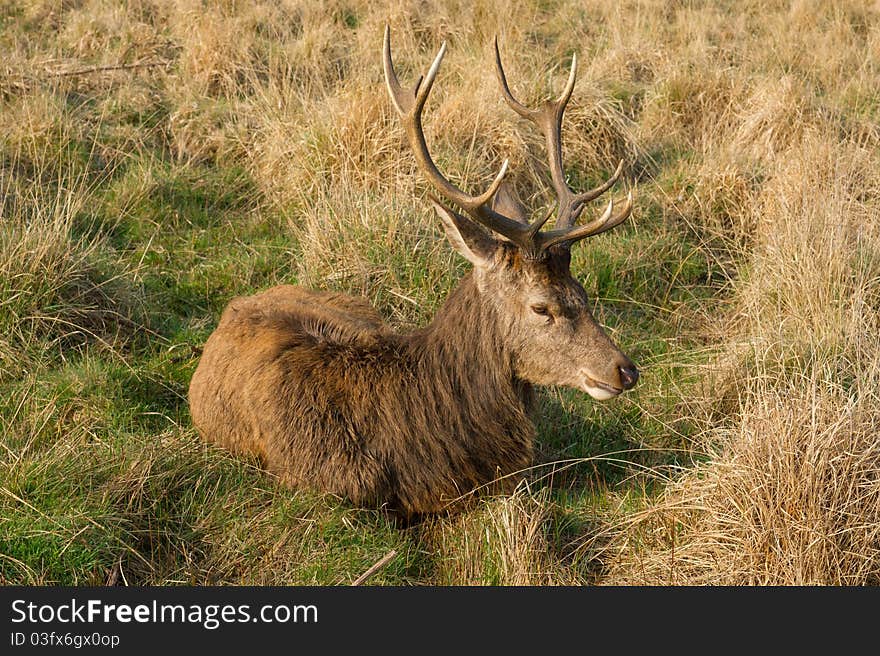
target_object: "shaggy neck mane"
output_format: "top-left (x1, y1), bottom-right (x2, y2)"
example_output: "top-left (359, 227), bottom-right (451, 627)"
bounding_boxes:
top-left (404, 271), bottom-right (533, 423)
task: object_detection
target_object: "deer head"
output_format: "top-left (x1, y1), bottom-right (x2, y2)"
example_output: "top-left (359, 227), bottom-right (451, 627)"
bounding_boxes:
top-left (383, 27), bottom-right (638, 400)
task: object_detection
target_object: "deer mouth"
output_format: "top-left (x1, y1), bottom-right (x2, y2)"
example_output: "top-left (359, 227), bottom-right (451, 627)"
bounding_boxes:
top-left (581, 374), bottom-right (622, 401)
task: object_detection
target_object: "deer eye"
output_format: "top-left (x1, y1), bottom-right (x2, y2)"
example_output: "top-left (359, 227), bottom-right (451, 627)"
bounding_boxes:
top-left (531, 304), bottom-right (552, 318)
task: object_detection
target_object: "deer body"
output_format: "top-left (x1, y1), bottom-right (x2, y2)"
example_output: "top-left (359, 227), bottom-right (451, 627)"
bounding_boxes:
top-left (189, 277), bottom-right (534, 514)
top-left (188, 28), bottom-right (640, 515)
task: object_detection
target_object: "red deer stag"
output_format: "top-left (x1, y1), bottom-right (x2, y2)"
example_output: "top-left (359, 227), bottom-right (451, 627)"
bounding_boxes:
top-left (188, 27), bottom-right (639, 516)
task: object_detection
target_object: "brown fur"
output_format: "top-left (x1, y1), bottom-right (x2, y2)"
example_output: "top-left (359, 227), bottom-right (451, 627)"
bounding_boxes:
top-left (189, 239), bottom-right (636, 516)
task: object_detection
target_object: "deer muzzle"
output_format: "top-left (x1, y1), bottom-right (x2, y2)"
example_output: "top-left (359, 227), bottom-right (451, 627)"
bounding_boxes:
top-left (580, 361), bottom-right (639, 401)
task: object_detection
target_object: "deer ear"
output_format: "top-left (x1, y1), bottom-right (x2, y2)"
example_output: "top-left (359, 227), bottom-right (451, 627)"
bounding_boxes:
top-left (491, 181), bottom-right (530, 223)
top-left (429, 197), bottom-right (498, 268)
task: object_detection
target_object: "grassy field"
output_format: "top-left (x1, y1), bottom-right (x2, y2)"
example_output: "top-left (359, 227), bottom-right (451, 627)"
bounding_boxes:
top-left (1, 0), bottom-right (879, 585)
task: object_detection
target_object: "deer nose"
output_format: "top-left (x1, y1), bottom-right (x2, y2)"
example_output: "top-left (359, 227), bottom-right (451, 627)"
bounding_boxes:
top-left (618, 365), bottom-right (639, 390)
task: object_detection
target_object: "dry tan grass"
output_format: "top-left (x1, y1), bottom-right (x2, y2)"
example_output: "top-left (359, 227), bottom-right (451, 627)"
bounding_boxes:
top-left (422, 484), bottom-right (584, 585)
top-left (603, 132), bottom-right (880, 585)
top-left (0, 173), bottom-right (140, 380)
top-left (603, 372), bottom-right (880, 585)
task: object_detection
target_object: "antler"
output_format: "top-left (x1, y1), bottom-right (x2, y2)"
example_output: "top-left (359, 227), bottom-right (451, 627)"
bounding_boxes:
top-left (382, 25), bottom-right (633, 256)
top-left (383, 26), bottom-right (550, 253)
top-left (493, 37), bottom-right (633, 250)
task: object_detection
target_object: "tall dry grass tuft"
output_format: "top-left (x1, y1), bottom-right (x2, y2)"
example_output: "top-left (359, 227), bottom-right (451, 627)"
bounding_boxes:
top-left (0, 169), bottom-right (142, 379)
top-left (423, 485), bottom-right (582, 585)
top-left (604, 374), bottom-right (880, 585)
top-left (604, 130), bottom-right (880, 584)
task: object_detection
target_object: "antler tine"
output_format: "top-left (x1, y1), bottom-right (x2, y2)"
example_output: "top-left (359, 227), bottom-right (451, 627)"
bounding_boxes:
top-left (574, 159), bottom-right (624, 206)
top-left (414, 41), bottom-right (446, 113)
top-left (383, 26), bottom-right (412, 116)
top-left (383, 25), bottom-right (534, 249)
top-left (493, 37), bottom-right (537, 120)
top-left (536, 190), bottom-right (634, 251)
top-left (526, 205), bottom-right (555, 240)
top-left (557, 51), bottom-right (578, 106)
